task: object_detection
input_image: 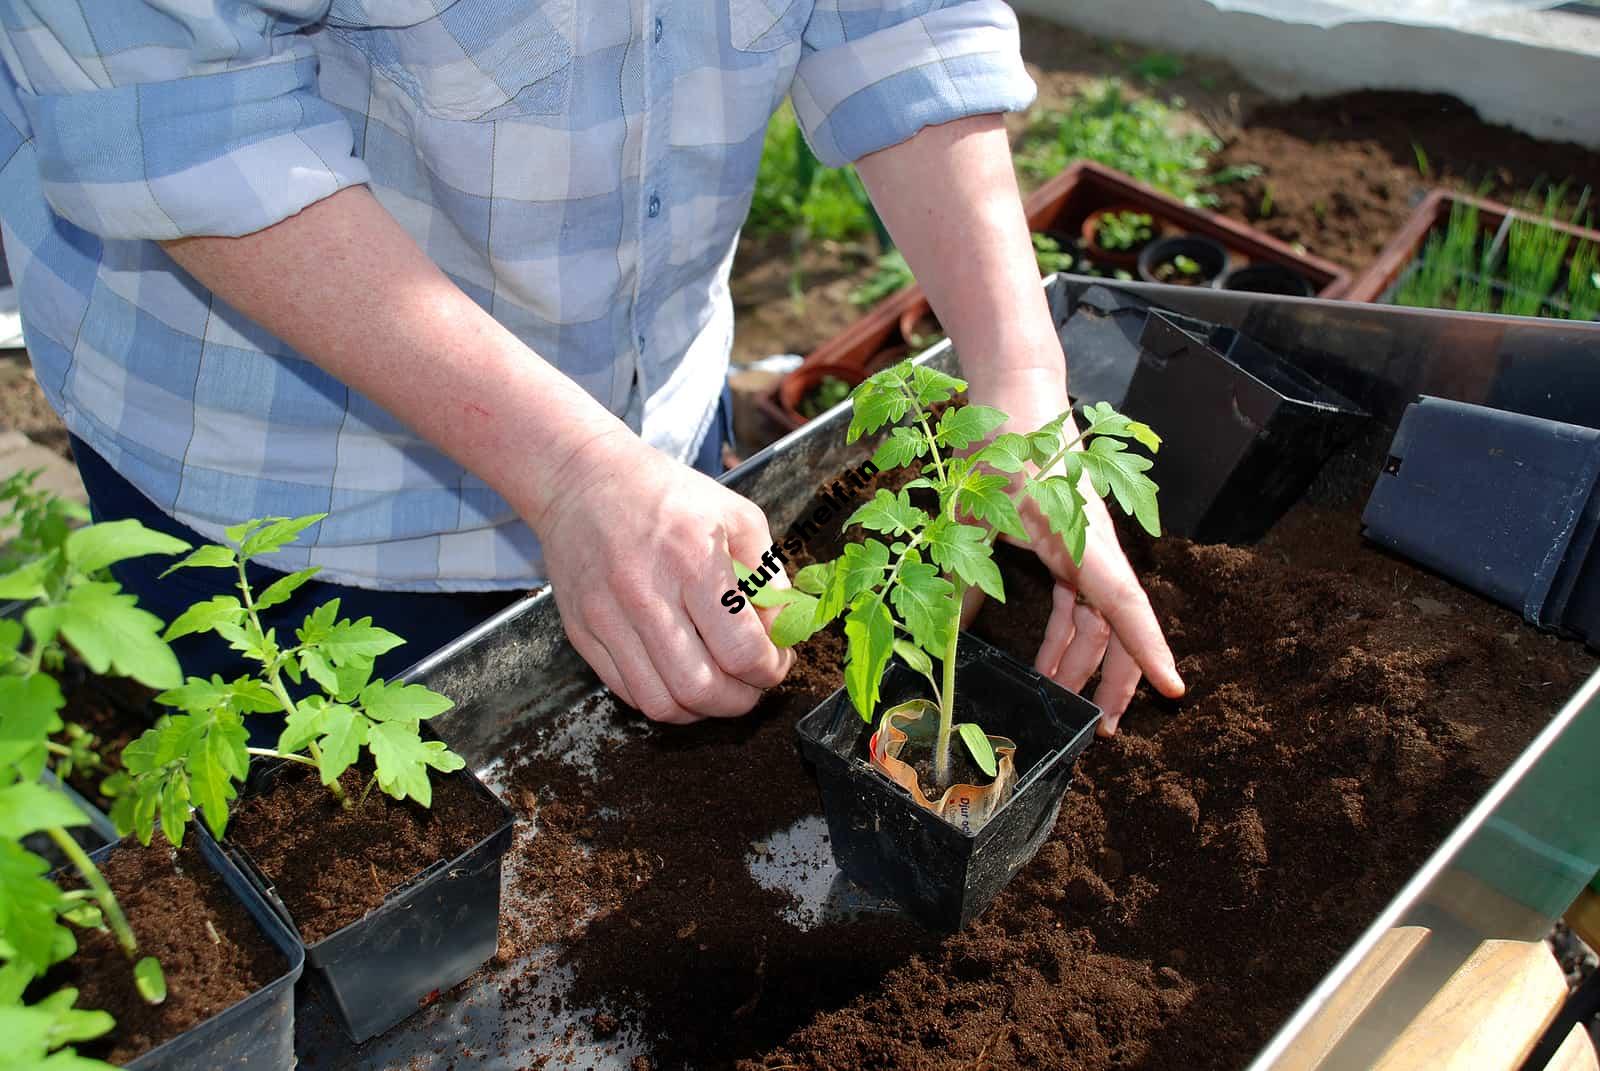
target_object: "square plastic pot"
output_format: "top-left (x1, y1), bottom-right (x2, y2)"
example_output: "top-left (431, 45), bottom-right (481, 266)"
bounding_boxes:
top-left (71, 829), bottom-right (305, 1071)
top-left (1124, 310), bottom-right (1369, 544)
top-left (1362, 396), bottom-right (1600, 649)
top-left (794, 633), bottom-right (1101, 931)
top-left (226, 763), bottom-right (516, 1043)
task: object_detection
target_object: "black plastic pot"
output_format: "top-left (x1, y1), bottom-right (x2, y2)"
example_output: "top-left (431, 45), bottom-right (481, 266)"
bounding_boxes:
top-left (1124, 310), bottom-right (1368, 545)
top-left (794, 633), bottom-right (1101, 931)
top-left (69, 830), bottom-right (304, 1071)
top-left (228, 763), bottom-right (515, 1042)
top-left (1362, 396), bottom-right (1600, 649)
top-left (1214, 262), bottom-right (1314, 297)
top-left (1136, 235), bottom-right (1229, 287)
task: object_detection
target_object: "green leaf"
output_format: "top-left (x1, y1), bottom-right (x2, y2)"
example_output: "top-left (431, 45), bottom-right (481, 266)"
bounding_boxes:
top-left (187, 712), bottom-right (248, 841)
top-left (954, 474), bottom-right (1028, 541)
top-left (835, 538), bottom-right (890, 601)
top-left (891, 638), bottom-right (933, 677)
top-left (1081, 437), bottom-right (1161, 536)
top-left (297, 649), bottom-right (339, 695)
top-left (359, 680), bottom-right (454, 725)
top-left (155, 675), bottom-right (277, 717)
top-left (158, 778), bottom-right (190, 850)
top-left (909, 365), bottom-right (967, 406)
top-left (845, 373), bottom-right (910, 444)
top-left (0, 988), bottom-right (117, 1069)
top-left (869, 426), bottom-right (929, 471)
top-left (160, 544), bottom-right (236, 576)
top-left (0, 674), bottom-right (65, 777)
top-left (316, 615), bottom-right (405, 666)
top-left (0, 840), bottom-right (69, 977)
top-left (238, 514), bottom-right (326, 559)
top-left (163, 595), bottom-right (245, 642)
top-left (277, 697), bottom-right (331, 755)
top-left (844, 489), bottom-right (926, 537)
top-left (64, 521), bottom-right (189, 575)
top-left (134, 957), bottom-right (166, 1005)
top-left (956, 722), bottom-right (998, 778)
top-left (1027, 425), bottom-right (1065, 465)
top-left (842, 597), bottom-right (893, 721)
top-left (935, 405), bottom-right (1007, 450)
top-left (313, 705), bottom-right (367, 786)
top-left (367, 723), bottom-right (465, 807)
top-left (924, 520), bottom-right (1005, 602)
top-left (888, 558), bottom-right (957, 654)
top-left (1025, 475), bottom-right (1090, 564)
top-left (770, 590), bottom-right (825, 647)
top-left (976, 432), bottom-right (1033, 473)
top-left (43, 583), bottom-right (181, 689)
top-left (224, 519), bottom-right (265, 546)
top-left (253, 568), bottom-right (320, 612)
top-left (748, 583), bottom-right (798, 609)
top-left (59, 903), bottom-right (102, 930)
top-left (0, 783), bottom-right (89, 839)
top-left (0, 556), bottom-right (54, 601)
top-left (793, 562), bottom-right (833, 595)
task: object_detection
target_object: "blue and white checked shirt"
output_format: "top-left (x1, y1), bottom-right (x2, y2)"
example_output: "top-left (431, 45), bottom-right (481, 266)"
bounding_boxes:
top-left (0, 0), bottom-right (1034, 591)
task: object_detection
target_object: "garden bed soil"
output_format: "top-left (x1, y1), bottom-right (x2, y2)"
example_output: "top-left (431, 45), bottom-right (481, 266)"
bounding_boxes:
top-left (484, 475), bottom-right (1594, 1070)
top-left (226, 764), bottom-right (505, 943)
top-left (43, 839), bottom-right (282, 1065)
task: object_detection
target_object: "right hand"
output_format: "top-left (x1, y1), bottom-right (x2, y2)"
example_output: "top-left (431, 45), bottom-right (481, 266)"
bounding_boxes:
top-left (529, 430), bottom-right (795, 724)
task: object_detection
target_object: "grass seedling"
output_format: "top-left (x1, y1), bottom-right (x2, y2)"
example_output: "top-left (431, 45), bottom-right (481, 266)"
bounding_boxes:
top-left (1092, 211), bottom-right (1154, 252)
top-left (112, 515), bottom-right (464, 849)
top-left (753, 361), bottom-right (1159, 798)
top-left (1565, 239), bottom-right (1600, 321)
top-left (1501, 185), bottom-right (1576, 317)
top-left (1129, 52), bottom-right (1184, 84)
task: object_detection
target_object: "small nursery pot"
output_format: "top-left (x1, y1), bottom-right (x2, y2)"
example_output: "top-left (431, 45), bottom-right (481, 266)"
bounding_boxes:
top-left (228, 762), bottom-right (515, 1043)
top-left (795, 633), bottom-right (1101, 931)
top-left (70, 831), bottom-right (304, 1071)
top-left (778, 362), bottom-right (869, 426)
top-left (1080, 205), bottom-right (1156, 269)
top-left (1214, 262), bottom-right (1314, 297)
top-left (897, 302), bottom-right (943, 352)
top-left (1137, 235), bottom-right (1229, 287)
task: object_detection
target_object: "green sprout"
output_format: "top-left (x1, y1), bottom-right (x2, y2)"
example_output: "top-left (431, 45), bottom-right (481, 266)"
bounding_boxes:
top-left (1092, 211), bottom-right (1154, 252)
top-left (800, 376), bottom-right (854, 419)
top-left (849, 250), bottom-right (915, 308)
top-left (1031, 232), bottom-right (1075, 276)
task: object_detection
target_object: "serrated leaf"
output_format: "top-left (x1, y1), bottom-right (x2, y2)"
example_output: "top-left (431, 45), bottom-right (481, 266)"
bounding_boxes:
top-left (888, 559), bottom-right (957, 655)
top-left (156, 675), bottom-right (278, 717)
top-left (0, 840), bottom-right (70, 978)
top-left (0, 673), bottom-right (65, 777)
top-left (60, 903), bottom-right (102, 929)
top-left (367, 723), bottom-right (464, 807)
top-left (836, 539), bottom-right (890, 601)
top-left (0, 783), bottom-right (89, 839)
top-left (770, 590), bottom-right (824, 647)
top-left (1081, 437), bottom-right (1161, 536)
top-left (359, 680), bottom-right (453, 725)
top-left (870, 426), bottom-right (929, 471)
top-left (748, 583), bottom-right (799, 609)
top-left (163, 595), bottom-right (245, 642)
top-left (956, 723), bottom-right (998, 778)
top-left (891, 638), bottom-right (933, 677)
top-left (297, 648), bottom-right (339, 695)
top-left (793, 562), bottom-right (833, 595)
top-left (316, 615), bottom-right (404, 665)
top-left (909, 365), bottom-right (967, 406)
top-left (238, 514), bottom-right (326, 558)
top-left (313, 705), bottom-right (367, 786)
top-left (134, 957), bottom-right (166, 1004)
top-left (842, 597), bottom-right (893, 721)
top-left (845, 374), bottom-right (910, 444)
top-left (0, 556), bottom-right (53, 601)
top-left (924, 520), bottom-right (1005, 602)
top-left (64, 521), bottom-right (189, 576)
top-left (158, 777), bottom-right (190, 849)
top-left (976, 432), bottom-right (1032, 473)
top-left (935, 405), bottom-right (1007, 450)
top-left (160, 543), bottom-right (236, 576)
top-left (954, 474), bottom-right (1028, 541)
top-left (1128, 420), bottom-right (1161, 452)
top-left (277, 697), bottom-right (330, 755)
top-left (1027, 425), bottom-right (1064, 466)
top-left (332, 659), bottom-right (374, 703)
top-left (224, 519), bottom-right (265, 546)
top-left (1026, 475), bottom-right (1090, 564)
top-left (844, 489), bottom-right (926, 537)
top-left (188, 712), bottom-right (248, 840)
top-left (42, 583), bottom-right (181, 689)
top-left (254, 568), bottom-right (320, 612)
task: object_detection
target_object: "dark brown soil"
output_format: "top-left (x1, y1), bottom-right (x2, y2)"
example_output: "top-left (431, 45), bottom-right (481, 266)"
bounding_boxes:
top-left (489, 485), bottom-right (1593, 1069)
top-left (226, 763), bottom-right (505, 943)
top-left (55, 673), bottom-right (154, 806)
top-left (43, 839), bottom-right (283, 1065)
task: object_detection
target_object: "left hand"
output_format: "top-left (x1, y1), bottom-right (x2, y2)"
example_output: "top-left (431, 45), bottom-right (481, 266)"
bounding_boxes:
top-left (964, 369), bottom-right (1185, 734)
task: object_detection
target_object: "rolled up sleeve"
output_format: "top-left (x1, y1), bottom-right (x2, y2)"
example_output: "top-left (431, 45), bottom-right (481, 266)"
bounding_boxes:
top-left (791, 0), bottom-right (1037, 168)
top-left (0, 1), bottom-right (369, 240)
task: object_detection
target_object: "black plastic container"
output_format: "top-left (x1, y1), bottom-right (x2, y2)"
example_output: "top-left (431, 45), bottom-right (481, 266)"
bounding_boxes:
top-left (1362, 396), bottom-right (1600, 648)
top-left (227, 763), bottom-right (516, 1042)
top-left (1123, 310), bottom-right (1368, 544)
top-left (1136, 235), bottom-right (1229, 286)
top-left (1214, 262), bottom-right (1314, 296)
top-left (66, 830), bottom-right (304, 1071)
top-left (794, 633), bottom-right (1101, 931)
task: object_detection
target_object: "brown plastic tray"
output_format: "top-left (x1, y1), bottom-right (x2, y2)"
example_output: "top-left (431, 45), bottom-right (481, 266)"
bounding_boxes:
top-left (761, 162), bottom-right (1353, 432)
top-left (1343, 188), bottom-right (1600, 304)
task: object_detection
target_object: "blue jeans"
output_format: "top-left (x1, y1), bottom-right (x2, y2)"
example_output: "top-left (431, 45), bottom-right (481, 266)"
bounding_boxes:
top-left (69, 384), bottom-right (736, 686)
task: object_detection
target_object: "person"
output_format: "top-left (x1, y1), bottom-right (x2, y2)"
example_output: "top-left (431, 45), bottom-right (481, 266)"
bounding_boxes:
top-left (0, 0), bottom-right (1183, 734)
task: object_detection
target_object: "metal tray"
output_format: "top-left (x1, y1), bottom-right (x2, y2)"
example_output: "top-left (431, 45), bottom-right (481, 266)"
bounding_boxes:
top-left (300, 276), bottom-right (1600, 1069)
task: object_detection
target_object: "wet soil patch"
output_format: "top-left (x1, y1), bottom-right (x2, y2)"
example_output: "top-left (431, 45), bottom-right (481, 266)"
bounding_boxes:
top-left (43, 839), bottom-right (282, 1065)
top-left (227, 763), bottom-right (505, 943)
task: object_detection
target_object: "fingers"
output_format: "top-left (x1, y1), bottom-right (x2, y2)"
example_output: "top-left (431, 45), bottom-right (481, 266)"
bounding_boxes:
top-left (1088, 575), bottom-right (1186, 700)
top-left (1051, 599), bottom-right (1112, 693)
top-left (686, 569), bottom-right (793, 693)
top-left (628, 594), bottom-right (765, 721)
top-left (1091, 636), bottom-right (1143, 736)
top-left (1034, 584), bottom-right (1078, 679)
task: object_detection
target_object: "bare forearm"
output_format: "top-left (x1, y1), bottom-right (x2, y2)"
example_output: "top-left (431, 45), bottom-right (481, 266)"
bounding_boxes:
top-left (161, 186), bottom-right (630, 531)
top-left (854, 113), bottom-right (1064, 398)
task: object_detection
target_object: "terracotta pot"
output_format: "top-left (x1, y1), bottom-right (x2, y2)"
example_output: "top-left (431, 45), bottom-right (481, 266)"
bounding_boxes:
top-left (778, 361), bottom-right (870, 426)
top-left (1080, 205), bottom-right (1158, 269)
top-left (898, 301), bottom-right (943, 352)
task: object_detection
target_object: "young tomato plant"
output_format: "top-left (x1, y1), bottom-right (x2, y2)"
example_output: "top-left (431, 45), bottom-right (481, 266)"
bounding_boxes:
top-left (753, 360), bottom-right (1160, 796)
top-left (111, 515), bottom-right (465, 849)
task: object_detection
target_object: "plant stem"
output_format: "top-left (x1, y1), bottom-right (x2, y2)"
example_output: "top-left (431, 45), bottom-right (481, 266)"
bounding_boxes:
top-left (46, 826), bottom-right (139, 961)
top-left (931, 584), bottom-right (965, 789)
top-left (245, 747), bottom-right (318, 770)
top-left (897, 380), bottom-right (947, 483)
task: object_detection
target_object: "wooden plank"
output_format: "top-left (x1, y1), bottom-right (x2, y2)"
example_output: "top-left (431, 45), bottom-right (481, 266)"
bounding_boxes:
top-left (1372, 940), bottom-right (1567, 1071)
top-left (1548, 1024), bottom-right (1600, 1071)
top-left (1566, 888), bottom-right (1600, 956)
top-left (1270, 926), bottom-right (1430, 1071)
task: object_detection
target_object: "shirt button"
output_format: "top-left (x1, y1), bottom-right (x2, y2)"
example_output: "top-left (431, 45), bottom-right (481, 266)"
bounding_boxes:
top-left (647, 193), bottom-right (661, 218)
top-left (654, 17), bottom-right (663, 42)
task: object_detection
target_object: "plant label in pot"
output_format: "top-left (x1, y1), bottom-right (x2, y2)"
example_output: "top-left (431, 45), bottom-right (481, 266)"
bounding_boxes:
top-left (748, 358), bottom-right (1161, 927)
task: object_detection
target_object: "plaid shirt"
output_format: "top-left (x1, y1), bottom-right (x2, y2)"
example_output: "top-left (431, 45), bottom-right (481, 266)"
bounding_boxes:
top-left (0, 0), bottom-right (1033, 591)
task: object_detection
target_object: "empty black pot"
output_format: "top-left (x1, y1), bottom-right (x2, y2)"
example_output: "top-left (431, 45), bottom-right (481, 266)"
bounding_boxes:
top-left (1214, 262), bottom-right (1314, 297)
top-left (1136, 235), bottom-right (1229, 286)
top-left (228, 762), bottom-right (515, 1042)
top-left (1362, 396), bottom-right (1600, 648)
top-left (795, 633), bottom-right (1101, 931)
top-left (1123, 311), bottom-right (1368, 544)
